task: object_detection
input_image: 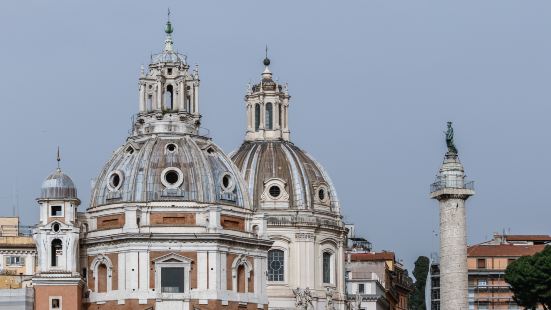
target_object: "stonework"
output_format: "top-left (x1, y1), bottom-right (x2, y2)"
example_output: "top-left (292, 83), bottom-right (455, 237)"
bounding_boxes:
top-left (431, 151), bottom-right (474, 310)
top-left (25, 17), bottom-right (349, 310)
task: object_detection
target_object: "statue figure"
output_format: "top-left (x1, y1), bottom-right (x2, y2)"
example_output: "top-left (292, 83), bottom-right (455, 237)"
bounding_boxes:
top-left (304, 287), bottom-right (313, 310)
top-left (293, 287), bottom-right (314, 310)
top-left (354, 293), bottom-right (362, 310)
top-left (325, 287), bottom-right (335, 310)
top-left (293, 288), bottom-right (305, 309)
top-left (445, 121), bottom-right (458, 154)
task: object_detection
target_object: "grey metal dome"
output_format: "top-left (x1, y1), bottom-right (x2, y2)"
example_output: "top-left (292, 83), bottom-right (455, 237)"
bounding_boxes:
top-left (40, 168), bottom-right (78, 200)
top-left (90, 134), bottom-right (251, 209)
top-left (231, 141), bottom-right (340, 213)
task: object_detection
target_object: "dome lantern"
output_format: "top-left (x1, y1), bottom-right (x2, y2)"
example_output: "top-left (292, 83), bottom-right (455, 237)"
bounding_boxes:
top-left (245, 52), bottom-right (291, 142)
top-left (134, 15), bottom-right (203, 137)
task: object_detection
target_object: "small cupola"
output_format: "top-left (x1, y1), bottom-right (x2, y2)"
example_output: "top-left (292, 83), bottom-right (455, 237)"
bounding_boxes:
top-left (39, 149), bottom-right (79, 203)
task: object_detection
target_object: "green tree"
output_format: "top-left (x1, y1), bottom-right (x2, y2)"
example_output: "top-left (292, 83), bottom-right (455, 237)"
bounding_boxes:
top-left (504, 245), bottom-right (551, 310)
top-left (409, 256), bottom-right (430, 310)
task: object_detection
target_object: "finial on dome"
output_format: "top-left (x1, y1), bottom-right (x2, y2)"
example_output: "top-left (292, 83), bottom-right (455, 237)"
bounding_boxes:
top-left (163, 9), bottom-right (174, 52)
top-left (56, 146), bottom-right (61, 171)
top-left (263, 45), bottom-right (271, 66)
top-left (165, 8), bottom-right (173, 34)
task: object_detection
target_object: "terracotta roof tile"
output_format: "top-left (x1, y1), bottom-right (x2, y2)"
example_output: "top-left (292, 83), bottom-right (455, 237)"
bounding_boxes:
top-left (468, 244), bottom-right (546, 257)
top-left (505, 235), bottom-right (551, 242)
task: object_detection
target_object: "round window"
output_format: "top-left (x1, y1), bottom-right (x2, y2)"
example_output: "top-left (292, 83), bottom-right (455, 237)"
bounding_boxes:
top-left (161, 167), bottom-right (184, 189)
top-left (165, 170), bottom-right (179, 185)
top-left (318, 188), bottom-right (325, 201)
top-left (269, 185), bottom-right (281, 198)
top-left (221, 174), bottom-right (234, 191)
top-left (52, 223), bottom-right (60, 232)
top-left (270, 259), bottom-right (282, 271)
top-left (166, 143), bottom-right (177, 152)
top-left (107, 171), bottom-right (123, 191)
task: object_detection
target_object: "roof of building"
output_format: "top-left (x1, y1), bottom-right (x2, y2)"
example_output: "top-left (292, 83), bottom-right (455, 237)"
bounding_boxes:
top-left (504, 235), bottom-right (551, 242)
top-left (40, 168), bottom-right (78, 200)
top-left (467, 244), bottom-right (547, 257)
top-left (90, 135), bottom-right (251, 209)
top-left (231, 141), bottom-right (340, 212)
top-left (350, 251), bottom-right (396, 262)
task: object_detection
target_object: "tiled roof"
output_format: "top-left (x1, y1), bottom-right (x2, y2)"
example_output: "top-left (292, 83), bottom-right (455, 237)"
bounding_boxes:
top-left (468, 244), bottom-right (546, 257)
top-left (505, 235), bottom-right (551, 242)
top-left (350, 251), bottom-right (395, 261)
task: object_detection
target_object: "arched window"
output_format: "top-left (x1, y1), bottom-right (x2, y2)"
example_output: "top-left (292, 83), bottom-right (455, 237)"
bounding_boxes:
top-left (237, 265), bottom-right (246, 293)
top-left (255, 104), bottom-right (261, 131)
top-left (278, 104), bottom-right (282, 128)
top-left (265, 102), bottom-right (273, 130)
top-left (146, 95), bottom-right (153, 112)
top-left (164, 85), bottom-right (174, 110)
top-left (51, 239), bottom-right (62, 267)
top-left (323, 252), bottom-right (332, 283)
top-left (268, 249), bottom-right (285, 282)
top-left (97, 263), bottom-right (107, 293)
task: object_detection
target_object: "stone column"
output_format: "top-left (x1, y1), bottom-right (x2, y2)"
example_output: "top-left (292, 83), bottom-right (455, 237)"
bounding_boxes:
top-left (139, 83), bottom-right (145, 112)
top-left (179, 80), bottom-right (185, 111)
top-left (156, 80), bottom-right (163, 110)
top-left (193, 82), bottom-right (199, 114)
top-left (431, 152), bottom-right (474, 310)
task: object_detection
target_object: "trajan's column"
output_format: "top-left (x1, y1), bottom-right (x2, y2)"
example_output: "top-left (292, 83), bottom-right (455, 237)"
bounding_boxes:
top-left (430, 122), bottom-right (475, 310)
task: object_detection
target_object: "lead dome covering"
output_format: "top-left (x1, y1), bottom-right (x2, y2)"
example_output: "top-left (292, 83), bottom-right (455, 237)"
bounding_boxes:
top-left (41, 169), bottom-right (78, 199)
top-left (90, 135), bottom-right (250, 209)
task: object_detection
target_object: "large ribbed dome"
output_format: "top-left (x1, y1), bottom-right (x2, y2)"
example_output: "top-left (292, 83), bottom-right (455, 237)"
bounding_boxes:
top-left (90, 134), bottom-right (250, 209)
top-left (231, 141), bottom-right (340, 213)
top-left (41, 169), bottom-right (78, 200)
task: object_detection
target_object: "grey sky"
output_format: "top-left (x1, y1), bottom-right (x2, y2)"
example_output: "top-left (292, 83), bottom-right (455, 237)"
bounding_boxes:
top-left (1, 1), bottom-right (550, 271)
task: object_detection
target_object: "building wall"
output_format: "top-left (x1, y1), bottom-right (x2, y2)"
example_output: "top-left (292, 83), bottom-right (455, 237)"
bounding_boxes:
top-left (35, 284), bottom-right (82, 310)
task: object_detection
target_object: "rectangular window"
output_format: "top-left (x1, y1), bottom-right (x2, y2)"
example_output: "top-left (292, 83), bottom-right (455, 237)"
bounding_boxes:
top-left (358, 283), bottom-right (365, 294)
top-left (161, 267), bottom-right (185, 293)
top-left (268, 249), bottom-right (285, 282)
top-left (323, 252), bottom-right (331, 283)
top-left (5, 256), bottom-right (24, 266)
top-left (478, 303), bottom-right (489, 310)
top-left (50, 297), bottom-right (61, 309)
top-left (51, 205), bottom-right (63, 217)
top-left (477, 258), bottom-right (486, 269)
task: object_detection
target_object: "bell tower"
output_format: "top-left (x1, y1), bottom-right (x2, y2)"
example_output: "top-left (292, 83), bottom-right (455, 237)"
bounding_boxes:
top-left (133, 14), bottom-right (202, 136)
top-left (245, 51), bottom-right (291, 141)
top-left (33, 151), bottom-right (83, 310)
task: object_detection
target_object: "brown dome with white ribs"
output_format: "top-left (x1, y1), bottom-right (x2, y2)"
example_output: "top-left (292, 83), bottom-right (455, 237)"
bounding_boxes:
top-left (231, 140), bottom-right (340, 213)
